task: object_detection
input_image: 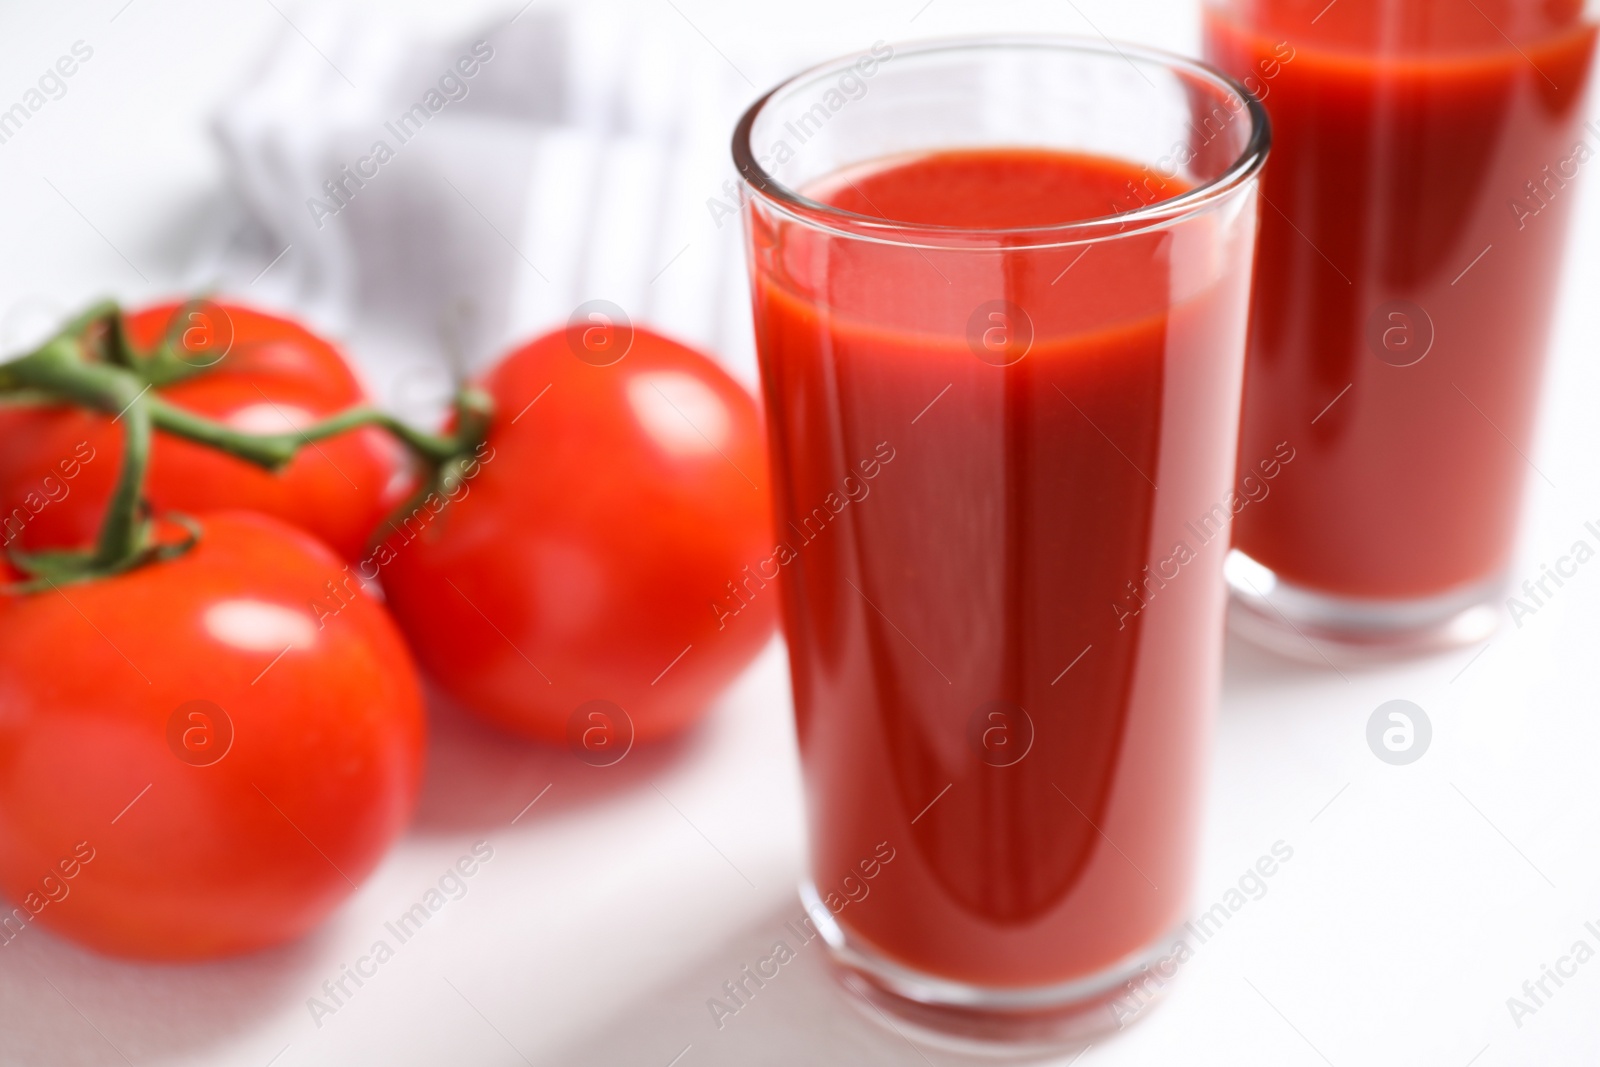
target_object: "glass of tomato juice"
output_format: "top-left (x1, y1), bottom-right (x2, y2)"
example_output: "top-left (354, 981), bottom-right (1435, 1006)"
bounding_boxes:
top-left (733, 39), bottom-right (1269, 1045)
top-left (1205, 0), bottom-right (1599, 658)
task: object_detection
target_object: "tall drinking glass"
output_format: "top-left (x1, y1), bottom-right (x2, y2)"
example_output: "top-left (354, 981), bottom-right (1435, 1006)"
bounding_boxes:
top-left (1205, 0), bottom-right (1599, 658)
top-left (734, 39), bottom-right (1268, 1045)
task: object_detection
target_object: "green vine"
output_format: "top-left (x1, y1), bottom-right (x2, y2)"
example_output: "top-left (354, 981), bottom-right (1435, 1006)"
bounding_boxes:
top-left (0, 301), bottom-right (493, 592)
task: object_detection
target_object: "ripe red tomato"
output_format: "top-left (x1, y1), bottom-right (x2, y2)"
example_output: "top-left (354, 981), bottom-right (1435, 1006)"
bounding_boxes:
top-left (379, 327), bottom-right (775, 745)
top-left (0, 512), bottom-right (425, 959)
top-left (0, 301), bottom-right (411, 562)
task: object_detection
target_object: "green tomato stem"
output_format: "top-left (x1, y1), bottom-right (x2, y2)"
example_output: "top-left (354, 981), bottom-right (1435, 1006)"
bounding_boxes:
top-left (0, 331), bottom-right (159, 586)
top-left (144, 399), bottom-right (478, 469)
top-left (0, 301), bottom-right (495, 589)
top-left (94, 385), bottom-right (152, 567)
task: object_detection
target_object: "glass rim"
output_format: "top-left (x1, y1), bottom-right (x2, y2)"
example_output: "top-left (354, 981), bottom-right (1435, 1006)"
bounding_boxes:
top-left (731, 35), bottom-right (1272, 248)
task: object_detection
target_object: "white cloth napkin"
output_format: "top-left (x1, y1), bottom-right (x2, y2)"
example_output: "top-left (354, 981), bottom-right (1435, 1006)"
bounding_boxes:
top-left (203, 3), bottom-right (778, 417)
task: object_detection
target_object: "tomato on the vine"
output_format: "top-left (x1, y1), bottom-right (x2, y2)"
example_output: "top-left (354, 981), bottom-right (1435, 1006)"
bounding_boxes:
top-left (0, 301), bottom-right (411, 562)
top-left (0, 512), bottom-right (425, 959)
top-left (379, 327), bottom-right (776, 745)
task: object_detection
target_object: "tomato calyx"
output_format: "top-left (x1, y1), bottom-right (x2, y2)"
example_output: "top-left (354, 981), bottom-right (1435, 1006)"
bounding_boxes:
top-left (5, 512), bottom-right (202, 592)
top-left (0, 300), bottom-right (495, 592)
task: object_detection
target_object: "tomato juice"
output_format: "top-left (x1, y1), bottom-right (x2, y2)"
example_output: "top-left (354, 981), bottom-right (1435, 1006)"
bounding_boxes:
top-left (1206, 0), bottom-right (1598, 604)
top-left (746, 146), bottom-right (1260, 991)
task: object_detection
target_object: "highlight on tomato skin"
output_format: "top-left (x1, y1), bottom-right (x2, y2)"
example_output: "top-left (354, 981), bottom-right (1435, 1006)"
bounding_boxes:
top-left (0, 512), bottom-right (426, 960)
top-left (378, 326), bottom-right (778, 747)
top-left (0, 300), bottom-right (413, 564)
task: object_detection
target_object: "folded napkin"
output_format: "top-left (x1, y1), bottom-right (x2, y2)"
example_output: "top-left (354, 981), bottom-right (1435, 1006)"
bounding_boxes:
top-left (204, 3), bottom-right (776, 418)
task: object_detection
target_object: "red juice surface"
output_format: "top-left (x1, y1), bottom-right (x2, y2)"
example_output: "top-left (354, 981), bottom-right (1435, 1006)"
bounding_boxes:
top-left (747, 149), bottom-right (1257, 987)
top-left (1206, 0), bottom-right (1598, 599)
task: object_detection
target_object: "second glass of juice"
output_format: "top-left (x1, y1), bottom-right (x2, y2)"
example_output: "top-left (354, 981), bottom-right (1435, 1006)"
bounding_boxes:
top-left (735, 39), bottom-right (1268, 1045)
top-left (1205, 0), bottom-right (1599, 658)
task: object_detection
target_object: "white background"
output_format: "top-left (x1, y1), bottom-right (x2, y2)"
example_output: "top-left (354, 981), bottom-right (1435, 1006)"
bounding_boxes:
top-left (1, 1), bottom-right (1598, 1065)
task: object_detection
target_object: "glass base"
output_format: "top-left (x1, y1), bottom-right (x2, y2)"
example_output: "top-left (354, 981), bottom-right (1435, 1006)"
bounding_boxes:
top-left (800, 881), bottom-right (1185, 1055)
top-left (1225, 549), bottom-right (1503, 664)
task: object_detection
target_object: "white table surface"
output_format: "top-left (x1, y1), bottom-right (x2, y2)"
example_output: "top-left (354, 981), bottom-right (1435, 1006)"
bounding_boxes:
top-left (2, 1), bottom-right (1598, 1065)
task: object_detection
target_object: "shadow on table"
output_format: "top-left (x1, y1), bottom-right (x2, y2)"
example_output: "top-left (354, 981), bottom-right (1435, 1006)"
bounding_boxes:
top-left (542, 899), bottom-right (1094, 1067)
top-left (1219, 624), bottom-right (1473, 694)
top-left (0, 915), bottom-right (322, 1066)
top-left (409, 682), bottom-right (706, 836)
